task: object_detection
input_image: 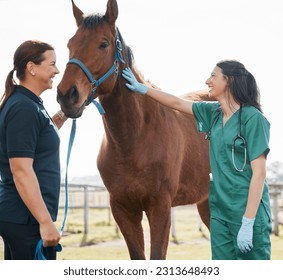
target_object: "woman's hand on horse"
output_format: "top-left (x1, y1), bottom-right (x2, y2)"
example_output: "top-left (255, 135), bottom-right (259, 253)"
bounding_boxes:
top-left (122, 67), bottom-right (148, 94)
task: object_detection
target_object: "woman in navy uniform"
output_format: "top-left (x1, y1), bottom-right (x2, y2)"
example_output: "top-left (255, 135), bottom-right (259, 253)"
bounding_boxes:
top-left (122, 60), bottom-right (271, 260)
top-left (0, 40), bottom-right (68, 259)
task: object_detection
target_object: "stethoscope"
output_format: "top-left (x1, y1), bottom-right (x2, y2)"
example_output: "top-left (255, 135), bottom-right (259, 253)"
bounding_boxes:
top-left (205, 105), bottom-right (247, 172)
top-left (231, 105), bottom-right (247, 172)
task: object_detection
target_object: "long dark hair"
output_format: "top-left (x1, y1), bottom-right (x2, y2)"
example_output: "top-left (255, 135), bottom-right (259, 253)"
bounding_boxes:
top-left (0, 40), bottom-right (54, 110)
top-left (217, 60), bottom-right (262, 112)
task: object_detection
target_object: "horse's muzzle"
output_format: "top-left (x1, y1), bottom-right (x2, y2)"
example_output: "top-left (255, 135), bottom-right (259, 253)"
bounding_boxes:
top-left (57, 86), bottom-right (86, 118)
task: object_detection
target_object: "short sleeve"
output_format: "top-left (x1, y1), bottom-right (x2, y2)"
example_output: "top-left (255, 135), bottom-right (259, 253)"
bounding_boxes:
top-left (192, 101), bottom-right (220, 133)
top-left (6, 103), bottom-right (41, 158)
top-left (245, 113), bottom-right (270, 161)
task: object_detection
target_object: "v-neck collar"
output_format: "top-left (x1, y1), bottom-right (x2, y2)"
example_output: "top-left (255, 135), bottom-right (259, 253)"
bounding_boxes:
top-left (221, 108), bottom-right (241, 129)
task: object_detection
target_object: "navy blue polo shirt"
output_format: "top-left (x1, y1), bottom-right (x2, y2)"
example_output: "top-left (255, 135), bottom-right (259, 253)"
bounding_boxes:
top-left (0, 85), bottom-right (61, 224)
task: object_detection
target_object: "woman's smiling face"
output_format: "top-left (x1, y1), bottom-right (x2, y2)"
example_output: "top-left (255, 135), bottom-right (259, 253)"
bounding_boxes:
top-left (32, 50), bottom-right (60, 92)
top-left (205, 66), bottom-right (228, 100)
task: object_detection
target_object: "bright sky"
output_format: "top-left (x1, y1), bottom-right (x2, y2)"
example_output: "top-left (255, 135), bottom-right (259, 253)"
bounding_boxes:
top-left (0, 0), bottom-right (282, 179)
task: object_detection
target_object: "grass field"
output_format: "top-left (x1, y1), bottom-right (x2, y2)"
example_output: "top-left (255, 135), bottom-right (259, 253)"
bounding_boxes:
top-left (56, 205), bottom-right (283, 260)
top-left (0, 205), bottom-right (282, 260)
top-left (56, 205), bottom-right (212, 260)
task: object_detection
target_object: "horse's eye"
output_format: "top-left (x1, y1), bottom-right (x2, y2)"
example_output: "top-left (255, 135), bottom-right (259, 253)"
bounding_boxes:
top-left (100, 42), bottom-right (109, 49)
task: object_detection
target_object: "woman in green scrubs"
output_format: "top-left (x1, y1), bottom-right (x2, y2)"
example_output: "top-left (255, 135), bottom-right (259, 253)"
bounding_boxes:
top-left (122, 60), bottom-right (271, 260)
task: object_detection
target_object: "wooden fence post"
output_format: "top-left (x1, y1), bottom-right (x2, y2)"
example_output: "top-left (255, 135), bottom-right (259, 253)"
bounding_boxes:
top-left (83, 186), bottom-right (89, 234)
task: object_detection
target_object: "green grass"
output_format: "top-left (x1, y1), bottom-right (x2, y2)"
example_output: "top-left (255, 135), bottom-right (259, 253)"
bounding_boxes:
top-left (1, 205), bottom-right (282, 260)
top-left (56, 206), bottom-right (212, 260)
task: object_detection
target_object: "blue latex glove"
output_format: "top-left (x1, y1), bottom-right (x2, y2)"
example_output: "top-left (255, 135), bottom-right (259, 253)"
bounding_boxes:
top-left (122, 67), bottom-right (148, 94)
top-left (237, 216), bottom-right (255, 253)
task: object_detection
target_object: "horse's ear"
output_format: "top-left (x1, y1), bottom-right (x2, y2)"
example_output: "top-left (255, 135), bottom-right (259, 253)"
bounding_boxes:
top-left (71, 0), bottom-right (84, 26)
top-left (105, 0), bottom-right (118, 26)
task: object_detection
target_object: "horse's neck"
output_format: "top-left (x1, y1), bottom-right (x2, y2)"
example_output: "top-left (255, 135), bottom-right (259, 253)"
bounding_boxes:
top-left (100, 84), bottom-right (155, 148)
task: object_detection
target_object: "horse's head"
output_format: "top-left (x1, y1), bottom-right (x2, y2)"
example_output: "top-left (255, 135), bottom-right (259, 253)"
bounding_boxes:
top-left (57, 0), bottom-right (128, 118)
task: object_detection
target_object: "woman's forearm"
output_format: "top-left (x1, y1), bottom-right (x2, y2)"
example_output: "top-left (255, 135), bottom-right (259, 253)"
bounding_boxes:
top-left (147, 87), bottom-right (194, 115)
top-left (10, 158), bottom-right (52, 225)
top-left (52, 110), bottom-right (68, 129)
top-left (244, 154), bottom-right (266, 218)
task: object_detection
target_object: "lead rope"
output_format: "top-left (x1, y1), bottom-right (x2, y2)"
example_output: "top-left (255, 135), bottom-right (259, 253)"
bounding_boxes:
top-left (34, 119), bottom-right (77, 260)
top-left (34, 101), bottom-right (105, 260)
top-left (60, 119), bottom-right (77, 235)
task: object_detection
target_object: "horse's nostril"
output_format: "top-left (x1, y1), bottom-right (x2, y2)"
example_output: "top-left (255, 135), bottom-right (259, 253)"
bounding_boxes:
top-left (57, 88), bottom-right (62, 104)
top-left (69, 86), bottom-right (79, 103)
top-left (57, 86), bottom-right (78, 105)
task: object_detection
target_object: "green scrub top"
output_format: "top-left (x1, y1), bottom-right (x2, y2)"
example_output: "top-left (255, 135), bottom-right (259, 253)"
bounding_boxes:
top-left (192, 102), bottom-right (271, 225)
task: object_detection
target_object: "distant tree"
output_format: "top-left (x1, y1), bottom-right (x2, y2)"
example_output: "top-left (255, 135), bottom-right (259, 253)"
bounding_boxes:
top-left (267, 161), bottom-right (283, 184)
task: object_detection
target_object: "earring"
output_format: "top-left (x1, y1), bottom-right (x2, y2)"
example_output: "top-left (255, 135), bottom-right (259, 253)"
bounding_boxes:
top-left (31, 72), bottom-right (35, 76)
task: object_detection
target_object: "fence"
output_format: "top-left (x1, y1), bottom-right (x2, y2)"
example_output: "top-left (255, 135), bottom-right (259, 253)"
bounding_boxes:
top-left (60, 183), bottom-right (283, 235)
top-left (59, 184), bottom-right (111, 234)
top-left (269, 184), bottom-right (283, 236)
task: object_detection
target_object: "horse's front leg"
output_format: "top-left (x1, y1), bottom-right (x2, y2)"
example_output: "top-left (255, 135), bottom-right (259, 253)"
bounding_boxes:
top-left (110, 199), bottom-right (146, 260)
top-left (146, 197), bottom-right (171, 260)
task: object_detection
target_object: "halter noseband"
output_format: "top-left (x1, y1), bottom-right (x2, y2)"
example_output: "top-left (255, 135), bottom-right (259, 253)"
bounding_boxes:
top-left (67, 32), bottom-right (125, 115)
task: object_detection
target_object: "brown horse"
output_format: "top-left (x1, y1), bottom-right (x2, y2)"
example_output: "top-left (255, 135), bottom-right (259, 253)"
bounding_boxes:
top-left (57, 0), bottom-right (211, 260)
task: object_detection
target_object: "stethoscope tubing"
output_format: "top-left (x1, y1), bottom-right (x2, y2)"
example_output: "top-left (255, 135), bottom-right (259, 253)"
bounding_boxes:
top-left (206, 105), bottom-right (247, 172)
top-left (231, 105), bottom-right (247, 172)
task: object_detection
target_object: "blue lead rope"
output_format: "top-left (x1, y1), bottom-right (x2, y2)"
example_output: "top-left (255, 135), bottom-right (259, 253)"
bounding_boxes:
top-left (34, 100), bottom-right (105, 260)
top-left (34, 239), bottom-right (62, 260)
top-left (92, 100), bottom-right (105, 115)
top-left (34, 119), bottom-right (77, 260)
top-left (60, 119), bottom-right (76, 235)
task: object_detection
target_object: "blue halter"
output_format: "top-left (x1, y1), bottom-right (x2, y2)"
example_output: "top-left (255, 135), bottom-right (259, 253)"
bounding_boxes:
top-left (67, 32), bottom-right (125, 115)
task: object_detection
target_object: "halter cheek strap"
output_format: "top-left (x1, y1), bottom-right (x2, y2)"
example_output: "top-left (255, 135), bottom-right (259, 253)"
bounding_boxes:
top-left (67, 32), bottom-right (125, 115)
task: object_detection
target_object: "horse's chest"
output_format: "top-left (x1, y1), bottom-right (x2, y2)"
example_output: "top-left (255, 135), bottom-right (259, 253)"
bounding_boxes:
top-left (103, 171), bottom-right (159, 207)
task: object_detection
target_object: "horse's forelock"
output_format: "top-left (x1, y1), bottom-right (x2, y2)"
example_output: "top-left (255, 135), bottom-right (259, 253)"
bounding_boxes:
top-left (81, 13), bottom-right (106, 29)
top-left (80, 15), bottom-right (133, 67)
